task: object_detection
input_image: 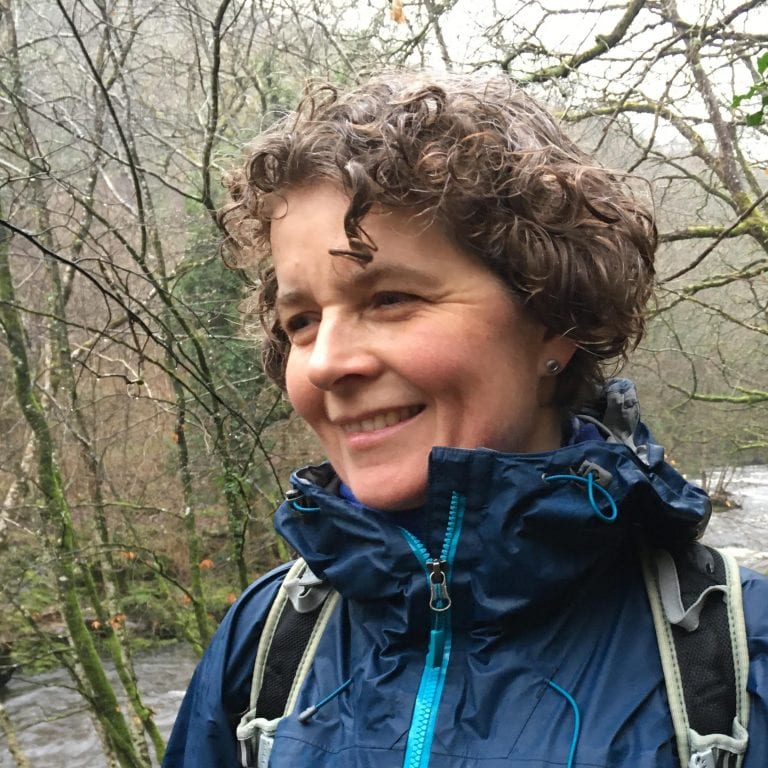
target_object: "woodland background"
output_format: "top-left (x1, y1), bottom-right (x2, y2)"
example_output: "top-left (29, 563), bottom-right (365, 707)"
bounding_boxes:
top-left (1, 0), bottom-right (767, 765)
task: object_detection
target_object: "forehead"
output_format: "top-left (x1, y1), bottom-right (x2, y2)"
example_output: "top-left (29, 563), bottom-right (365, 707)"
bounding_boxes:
top-left (269, 184), bottom-right (350, 254)
top-left (269, 184), bottom-right (459, 291)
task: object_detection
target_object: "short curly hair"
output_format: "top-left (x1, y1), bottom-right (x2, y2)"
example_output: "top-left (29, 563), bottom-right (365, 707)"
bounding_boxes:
top-left (221, 72), bottom-right (656, 411)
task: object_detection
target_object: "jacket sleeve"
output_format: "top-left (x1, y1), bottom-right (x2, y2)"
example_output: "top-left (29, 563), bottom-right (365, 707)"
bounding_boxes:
top-left (741, 567), bottom-right (768, 767)
top-left (162, 563), bottom-right (292, 768)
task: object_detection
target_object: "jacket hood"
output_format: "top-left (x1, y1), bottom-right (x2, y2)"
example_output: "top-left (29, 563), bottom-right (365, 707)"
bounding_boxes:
top-left (275, 379), bottom-right (711, 630)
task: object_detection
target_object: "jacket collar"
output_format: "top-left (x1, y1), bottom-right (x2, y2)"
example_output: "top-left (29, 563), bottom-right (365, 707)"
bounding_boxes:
top-left (274, 380), bottom-right (711, 627)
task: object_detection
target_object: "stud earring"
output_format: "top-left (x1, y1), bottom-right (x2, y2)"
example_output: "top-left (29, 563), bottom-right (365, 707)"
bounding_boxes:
top-left (545, 359), bottom-right (562, 376)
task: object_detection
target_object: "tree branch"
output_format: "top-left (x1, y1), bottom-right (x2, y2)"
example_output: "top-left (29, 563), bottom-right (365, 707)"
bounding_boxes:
top-left (525, 0), bottom-right (648, 82)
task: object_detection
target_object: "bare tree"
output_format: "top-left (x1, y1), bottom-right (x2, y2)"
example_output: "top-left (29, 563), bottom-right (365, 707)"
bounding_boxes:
top-left (1, 0), bottom-right (767, 762)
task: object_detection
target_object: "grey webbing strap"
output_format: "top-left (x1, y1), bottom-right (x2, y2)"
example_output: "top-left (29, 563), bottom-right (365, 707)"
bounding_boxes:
top-left (642, 546), bottom-right (750, 768)
top-left (283, 563), bottom-right (334, 613)
top-left (236, 558), bottom-right (339, 768)
top-left (654, 549), bottom-right (727, 632)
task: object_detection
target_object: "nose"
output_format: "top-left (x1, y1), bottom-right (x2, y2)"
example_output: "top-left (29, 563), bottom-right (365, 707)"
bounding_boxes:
top-left (307, 314), bottom-right (380, 390)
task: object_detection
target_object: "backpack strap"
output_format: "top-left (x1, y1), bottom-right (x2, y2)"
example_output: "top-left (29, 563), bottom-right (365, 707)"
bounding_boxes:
top-left (236, 558), bottom-right (339, 768)
top-left (642, 543), bottom-right (750, 768)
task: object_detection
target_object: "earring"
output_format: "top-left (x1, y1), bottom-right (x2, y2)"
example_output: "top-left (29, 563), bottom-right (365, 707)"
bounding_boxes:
top-left (545, 359), bottom-right (562, 376)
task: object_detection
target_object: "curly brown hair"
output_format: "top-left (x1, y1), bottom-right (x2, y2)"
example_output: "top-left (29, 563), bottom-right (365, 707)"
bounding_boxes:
top-left (220, 72), bottom-right (657, 410)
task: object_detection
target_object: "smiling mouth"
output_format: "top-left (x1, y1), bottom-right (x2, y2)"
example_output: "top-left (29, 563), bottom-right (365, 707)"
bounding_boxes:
top-left (341, 405), bottom-right (424, 434)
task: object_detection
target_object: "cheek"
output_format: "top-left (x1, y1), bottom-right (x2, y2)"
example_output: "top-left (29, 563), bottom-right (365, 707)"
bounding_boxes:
top-left (419, 342), bottom-right (497, 399)
top-left (284, 356), bottom-right (315, 419)
top-left (405, 334), bottom-right (468, 381)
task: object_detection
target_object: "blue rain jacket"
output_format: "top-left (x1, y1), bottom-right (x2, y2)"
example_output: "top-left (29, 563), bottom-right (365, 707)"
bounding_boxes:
top-left (164, 381), bottom-right (768, 767)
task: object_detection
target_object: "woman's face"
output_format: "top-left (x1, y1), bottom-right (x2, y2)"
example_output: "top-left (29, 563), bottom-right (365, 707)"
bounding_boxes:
top-left (271, 184), bottom-right (574, 511)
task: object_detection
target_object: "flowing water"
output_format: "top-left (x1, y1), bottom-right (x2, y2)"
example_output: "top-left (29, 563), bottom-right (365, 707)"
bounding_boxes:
top-left (0, 644), bottom-right (197, 767)
top-left (701, 464), bottom-right (768, 572)
top-left (2, 465), bottom-right (768, 766)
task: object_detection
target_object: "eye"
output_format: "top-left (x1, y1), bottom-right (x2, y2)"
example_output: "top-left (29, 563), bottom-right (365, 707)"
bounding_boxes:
top-left (372, 291), bottom-right (418, 308)
top-left (282, 312), bottom-right (318, 342)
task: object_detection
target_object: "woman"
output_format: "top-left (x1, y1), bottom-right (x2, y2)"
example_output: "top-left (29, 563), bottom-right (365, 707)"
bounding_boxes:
top-left (164, 73), bottom-right (768, 767)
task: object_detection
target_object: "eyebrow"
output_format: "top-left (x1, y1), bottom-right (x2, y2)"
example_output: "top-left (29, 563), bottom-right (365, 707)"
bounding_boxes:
top-left (275, 262), bottom-right (438, 310)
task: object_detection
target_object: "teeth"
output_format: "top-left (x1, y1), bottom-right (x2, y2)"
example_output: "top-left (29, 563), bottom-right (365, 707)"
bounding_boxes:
top-left (343, 406), bottom-right (421, 434)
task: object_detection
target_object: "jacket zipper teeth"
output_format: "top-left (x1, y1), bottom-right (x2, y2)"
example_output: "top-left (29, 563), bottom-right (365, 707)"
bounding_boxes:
top-left (399, 492), bottom-right (466, 768)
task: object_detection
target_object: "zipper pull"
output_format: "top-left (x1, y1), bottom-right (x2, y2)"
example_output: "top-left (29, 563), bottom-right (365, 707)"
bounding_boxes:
top-left (427, 559), bottom-right (451, 612)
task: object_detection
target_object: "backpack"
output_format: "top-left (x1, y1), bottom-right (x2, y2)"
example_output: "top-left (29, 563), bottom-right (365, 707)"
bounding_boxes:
top-left (237, 543), bottom-right (750, 768)
top-left (641, 543), bottom-right (750, 768)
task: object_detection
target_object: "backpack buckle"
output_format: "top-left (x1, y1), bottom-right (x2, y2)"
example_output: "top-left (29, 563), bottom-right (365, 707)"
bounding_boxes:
top-left (236, 713), bottom-right (280, 768)
top-left (689, 750), bottom-right (715, 768)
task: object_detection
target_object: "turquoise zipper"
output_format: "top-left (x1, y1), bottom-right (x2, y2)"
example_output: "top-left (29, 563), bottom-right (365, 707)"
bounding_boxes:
top-left (399, 492), bottom-right (466, 768)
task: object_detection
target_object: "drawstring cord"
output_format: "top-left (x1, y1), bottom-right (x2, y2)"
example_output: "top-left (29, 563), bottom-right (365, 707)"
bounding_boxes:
top-left (547, 679), bottom-right (581, 768)
top-left (290, 499), bottom-right (321, 513)
top-left (286, 489), bottom-right (321, 513)
top-left (543, 471), bottom-right (618, 523)
top-left (298, 678), bottom-right (352, 723)
top-left (299, 675), bottom-right (581, 765)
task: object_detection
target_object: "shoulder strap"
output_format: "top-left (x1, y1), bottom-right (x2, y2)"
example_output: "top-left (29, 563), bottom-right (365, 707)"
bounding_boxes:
top-left (236, 558), bottom-right (339, 768)
top-left (642, 543), bottom-right (750, 768)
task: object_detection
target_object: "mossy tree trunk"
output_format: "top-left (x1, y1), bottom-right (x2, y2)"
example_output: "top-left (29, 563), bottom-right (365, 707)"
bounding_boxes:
top-left (1, 1), bottom-right (164, 759)
top-left (0, 220), bottom-right (149, 768)
top-left (0, 701), bottom-right (31, 768)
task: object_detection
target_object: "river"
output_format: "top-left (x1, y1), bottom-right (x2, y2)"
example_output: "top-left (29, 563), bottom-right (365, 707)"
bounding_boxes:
top-left (2, 465), bottom-right (768, 766)
top-left (0, 644), bottom-right (197, 767)
top-left (701, 464), bottom-right (768, 572)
